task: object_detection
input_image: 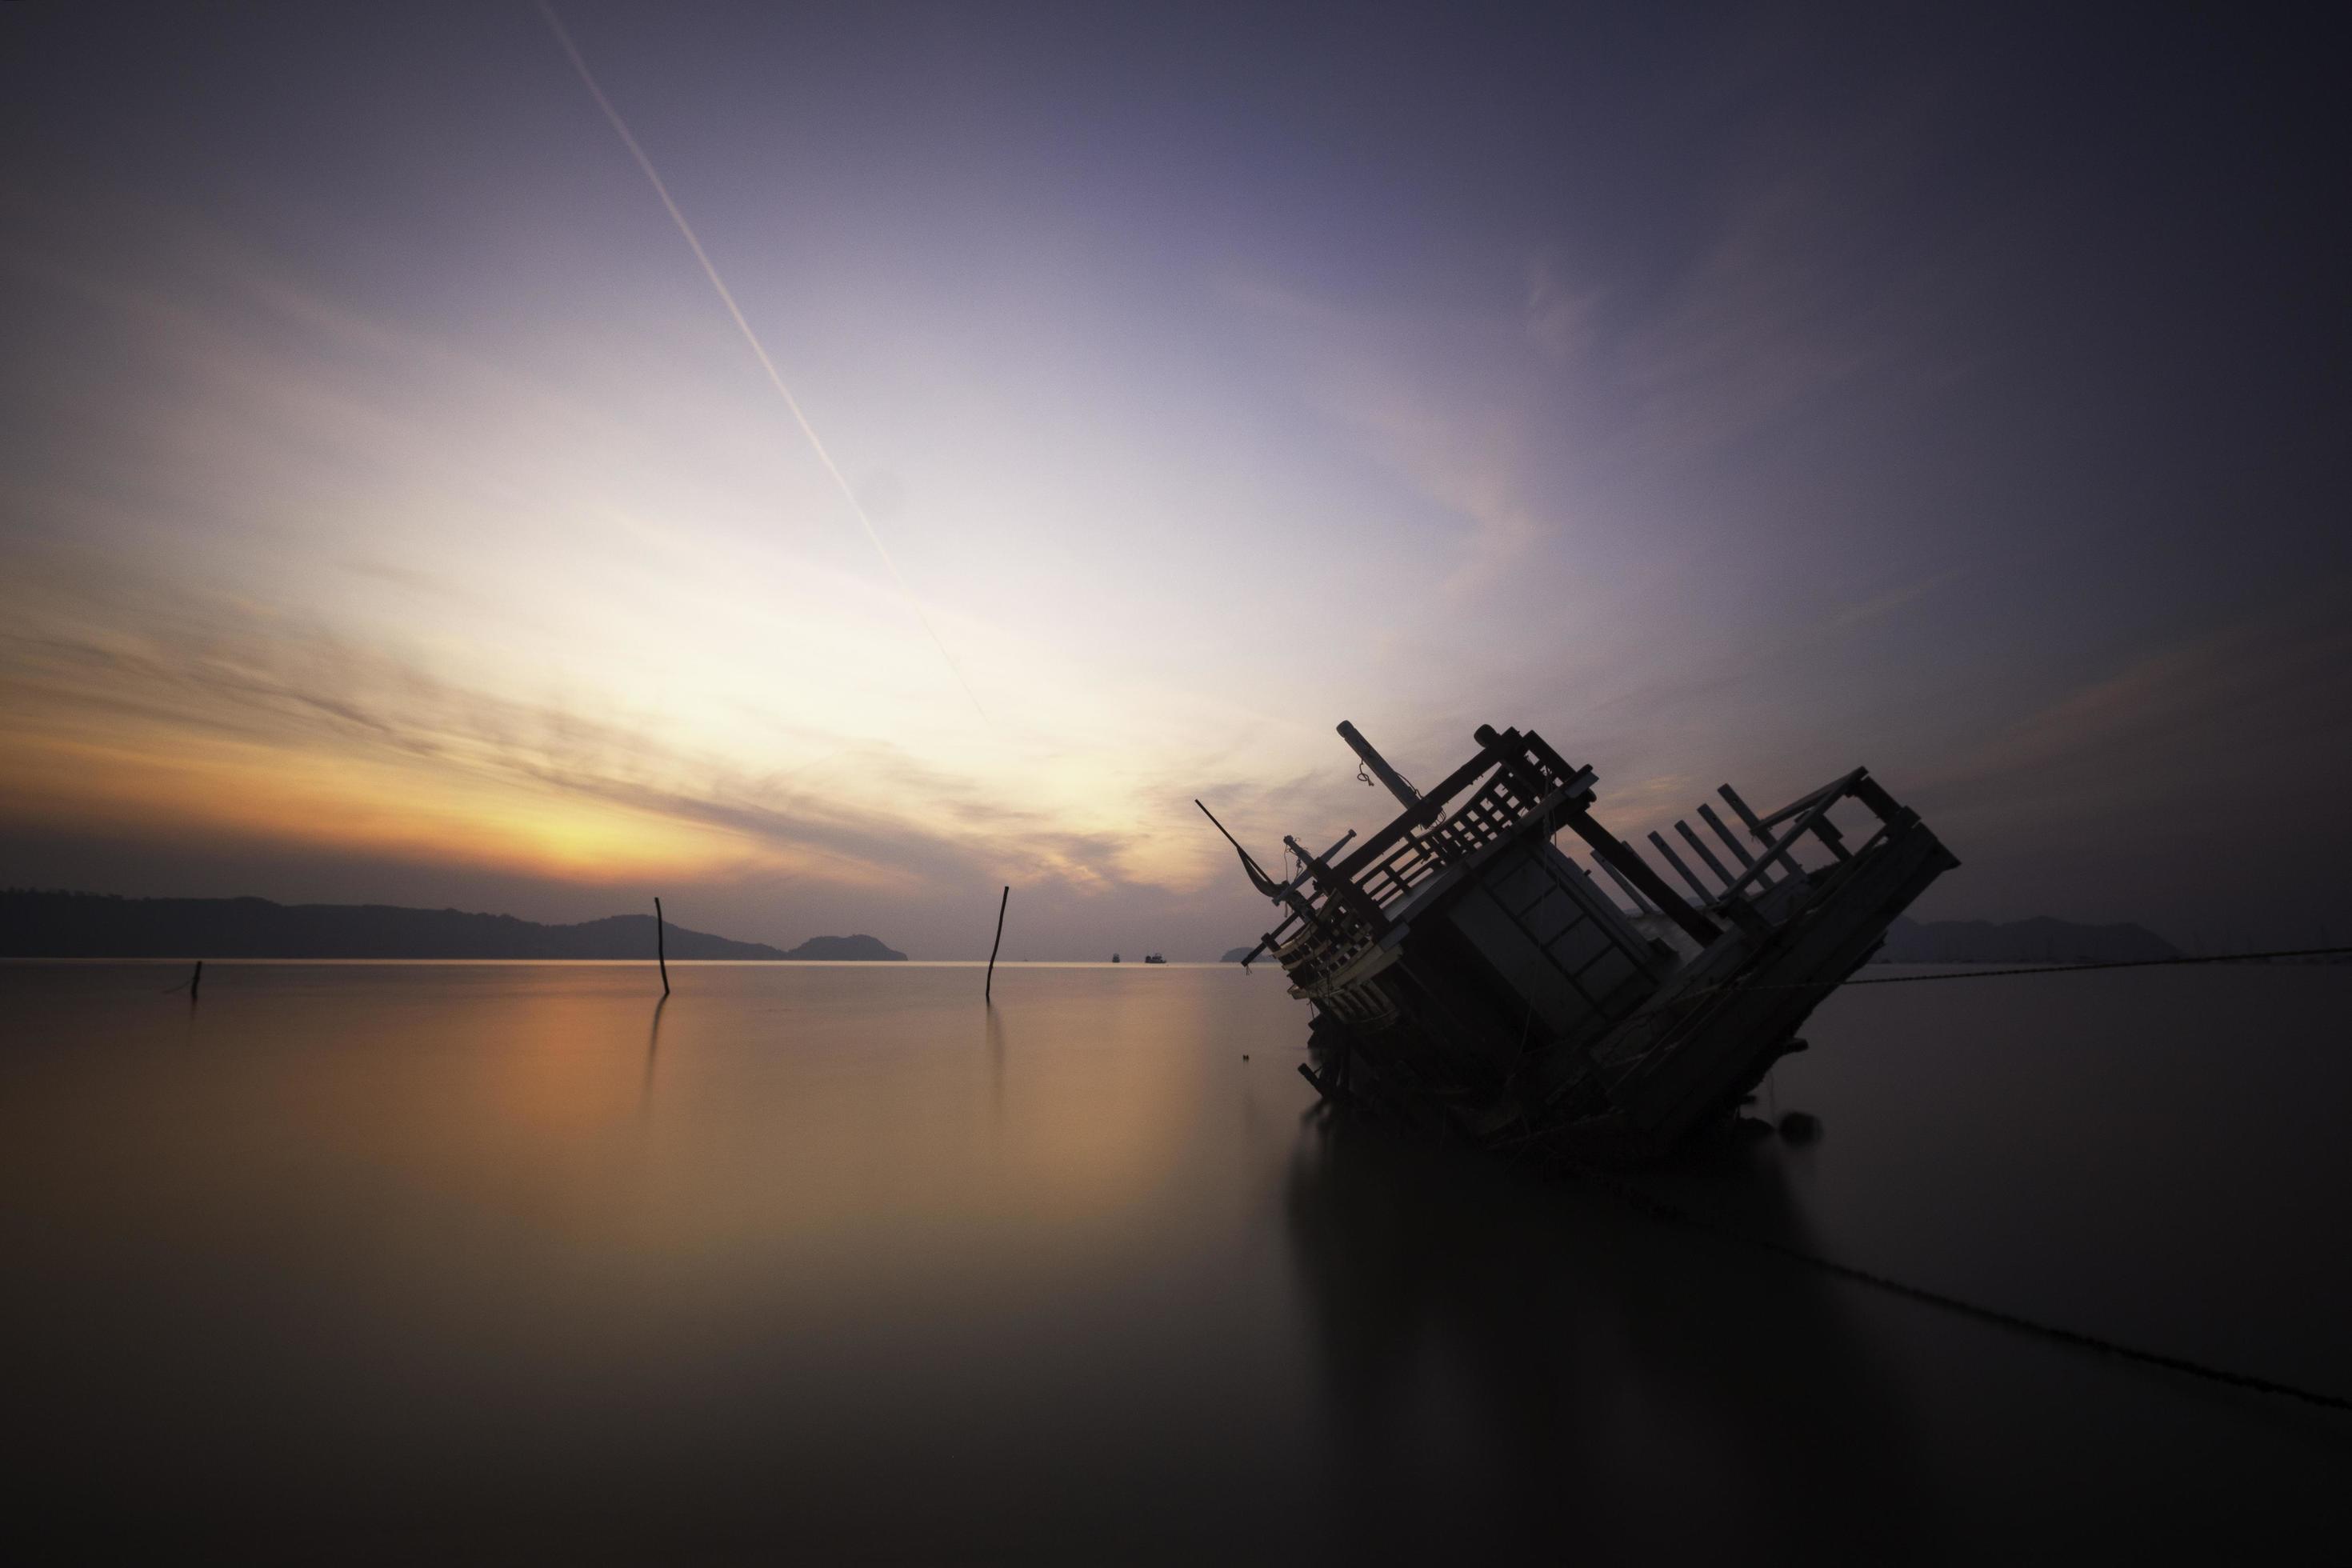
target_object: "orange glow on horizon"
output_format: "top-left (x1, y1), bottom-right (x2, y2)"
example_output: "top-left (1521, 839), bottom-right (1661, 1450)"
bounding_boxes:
top-left (0, 726), bottom-right (770, 886)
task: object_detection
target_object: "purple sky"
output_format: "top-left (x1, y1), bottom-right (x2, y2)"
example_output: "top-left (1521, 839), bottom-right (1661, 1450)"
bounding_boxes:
top-left (2, 3), bottom-right (2345, 955)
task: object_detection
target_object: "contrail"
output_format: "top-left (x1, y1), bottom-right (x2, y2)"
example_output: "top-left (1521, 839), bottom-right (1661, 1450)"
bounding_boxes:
top-left (536, 0), bottom-right (984, 719)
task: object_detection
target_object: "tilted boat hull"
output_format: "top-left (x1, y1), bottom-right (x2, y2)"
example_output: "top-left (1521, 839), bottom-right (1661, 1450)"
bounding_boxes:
top-left (1218, 723), bottom-right (1958, 1165)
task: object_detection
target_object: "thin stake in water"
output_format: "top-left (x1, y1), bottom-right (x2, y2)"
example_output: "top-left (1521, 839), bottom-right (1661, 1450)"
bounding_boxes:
top-left (986, 886), bottom-right (1009, 1001)
top-left (654, 897), bottom-right (670, 995)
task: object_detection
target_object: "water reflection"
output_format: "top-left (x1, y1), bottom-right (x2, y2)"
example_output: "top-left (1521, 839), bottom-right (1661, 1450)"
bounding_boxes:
top-left (641, 990), bottom-right (668, 1110)
top-left (1284, 1121), bottom-right (1925, 1558)
top-left (6, 961), bottom-right (2346, 1558)
top-left (984, 1000), bottom-right (1006, 1123)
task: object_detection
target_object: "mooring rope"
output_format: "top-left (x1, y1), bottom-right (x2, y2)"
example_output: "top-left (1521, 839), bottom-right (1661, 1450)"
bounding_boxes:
top-left (1555, 942), bottom-right (2352, 1410)
top-left (1793, 941), bottom-right (2352, 1407)
top-left (1386, 943), bottom-right (2352, 1412)
top-left (1568, 1162), bottom-right (2352, 1415)
top-left (1843, 945), bottom-right (2352, 986)
top-left (1662, 945), bottom-right (2352, 1004)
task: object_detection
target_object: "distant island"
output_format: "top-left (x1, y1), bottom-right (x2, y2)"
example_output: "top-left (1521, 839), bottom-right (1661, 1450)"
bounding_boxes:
top-left (1874, 915), bottom-right (2178, 965)
top-left (778, 934), bottom-right (906, 962)
top-left (1221, 946), bottom-right (1257, 963)
top-left (0, 890), bottom-right (902, 962)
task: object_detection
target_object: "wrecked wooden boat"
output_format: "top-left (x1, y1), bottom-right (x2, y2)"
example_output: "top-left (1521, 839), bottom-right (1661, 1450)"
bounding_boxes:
top-left (1200, 722), bottom-right (1958, 1164)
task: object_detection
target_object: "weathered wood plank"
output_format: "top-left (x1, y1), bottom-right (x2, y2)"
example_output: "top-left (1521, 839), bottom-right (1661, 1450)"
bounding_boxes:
top-left (1676, 820), bottom-right (1738, 890)
top-left (1649, 830), bottom-right (1718, 905)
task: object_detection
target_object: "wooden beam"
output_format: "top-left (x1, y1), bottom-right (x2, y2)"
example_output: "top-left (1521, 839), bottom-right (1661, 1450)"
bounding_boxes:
top-left (1563, 810), bottom-right (1719, 946)
top-left (1718, 782), bottom-right (1858, 904)
top-left (1719, 785), bottom-right (1806, 885)
top-left (1754, 767), bottom-right (1867, 832)
top-left (1649, 830), bottom-right (1718, 904)
top-left (1592, 852), bottom-right (1658, 914)
top-left (1696, 803), bottom-right (1762, 878)
top-left (1337, 720), bottom-right (1420, 807)
top-left (1285, 834), bottom-right (1391, 936)
top-left (1326, 740), bottom-right (1507, 884)
top-left (1675, 819), bottom-right (1738, 890)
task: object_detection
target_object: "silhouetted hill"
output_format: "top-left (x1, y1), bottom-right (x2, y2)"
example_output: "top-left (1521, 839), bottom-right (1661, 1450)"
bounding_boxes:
top-left (1876, 915), bottom-right (2179, 965)
top-left (0, 890), bottom-right (794, 959)
top-left (1221, 946), bottom-right (1256, 963)
top-left (778, 934), bottom-right (906, 961)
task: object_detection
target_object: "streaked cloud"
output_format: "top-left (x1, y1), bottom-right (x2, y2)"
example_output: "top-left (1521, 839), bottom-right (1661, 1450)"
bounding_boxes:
top-left (2, 6), bottom-right (2343, 954)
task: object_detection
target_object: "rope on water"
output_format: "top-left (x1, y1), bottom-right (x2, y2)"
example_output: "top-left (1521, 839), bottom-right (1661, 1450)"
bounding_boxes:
top-left (1670, 945), bottom-right (2352, 1002)
top-left (1843, 945), bottom-right (2352, 986)
top-left (1568, 941), bottom-right (2352, 1407)
top-left (1573, 1163), bottom-right (2352, 1416)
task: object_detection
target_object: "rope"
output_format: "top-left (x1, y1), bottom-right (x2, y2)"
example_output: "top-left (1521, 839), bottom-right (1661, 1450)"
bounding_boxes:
top-left (1668, 945), bottom-right (2352, 1003)
top-left (1556, 939), bottom-right (2352, 1407)
top-left (1571, 1162), bottom-right (2352, 1415)
top-left (1843, 945), bottom-right (2352, 985)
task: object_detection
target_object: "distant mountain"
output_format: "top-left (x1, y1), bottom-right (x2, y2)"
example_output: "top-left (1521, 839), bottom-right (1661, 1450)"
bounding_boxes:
top-left (1875, 915), bottom-right (2180, 965)
top-left (779, 934), bottom-right (906, 962)
top-left (1221, 946), bottom-right (1257, 963)
top-left (0, 890), bottom-right (802, 960)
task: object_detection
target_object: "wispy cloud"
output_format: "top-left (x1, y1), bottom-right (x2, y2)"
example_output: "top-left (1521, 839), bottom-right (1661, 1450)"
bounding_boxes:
top-left (1522, 250), bottom-right (1600, 365)
top-left (1610, 93), bottom-right (1993, 459)
top-left (1913, 603), bottom-right (2352, 827)
top-left (0, 554), bottom-right (1158, 900)
top-left (1222, 276), bottom-right (1558, 606)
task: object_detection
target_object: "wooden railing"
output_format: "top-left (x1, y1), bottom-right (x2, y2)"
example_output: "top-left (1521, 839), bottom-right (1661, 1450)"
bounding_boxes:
top-left (1593, 767), bottom-right (1904, 926)
top-left (1264, 726), bottom-right (1602, 974)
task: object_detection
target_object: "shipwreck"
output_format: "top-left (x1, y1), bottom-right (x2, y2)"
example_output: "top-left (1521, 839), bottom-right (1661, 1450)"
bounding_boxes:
top-left (1202, 722), bottom-right (1958, 1163)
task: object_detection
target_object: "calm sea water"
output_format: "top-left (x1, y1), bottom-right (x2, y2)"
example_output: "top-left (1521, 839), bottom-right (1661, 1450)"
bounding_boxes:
top-left (4, 960), bottom-right (2347, 1561)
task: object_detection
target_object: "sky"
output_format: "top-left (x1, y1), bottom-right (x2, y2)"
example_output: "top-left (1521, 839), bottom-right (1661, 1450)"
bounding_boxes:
top-left (1, 2), bottom-right (2345, 957)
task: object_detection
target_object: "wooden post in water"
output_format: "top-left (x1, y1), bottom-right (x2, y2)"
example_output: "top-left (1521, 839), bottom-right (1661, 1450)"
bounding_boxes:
top-left (189, 960), bottom-right (202, 1002)
top-left (654, 898), bottom-right (670, 995)
top-left (985, 886), bottom-right (1009, 1002)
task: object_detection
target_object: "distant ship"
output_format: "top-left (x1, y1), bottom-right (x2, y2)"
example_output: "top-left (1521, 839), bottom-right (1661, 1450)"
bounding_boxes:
top-left (1142, 953), bottom-right (1167, 964)
top-left (1110, 952), bottom-right (1120, 963)
top-left (1202, 719), bottom-right (1955, 1164)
